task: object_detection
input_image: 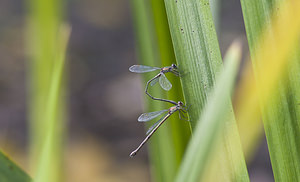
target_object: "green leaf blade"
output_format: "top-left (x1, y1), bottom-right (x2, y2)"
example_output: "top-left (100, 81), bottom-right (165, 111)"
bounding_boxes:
top-left (164, 0), bottom-right (249, 181)
top-left (175, 41), bottom-right (247, 182)
top-left (130, 1), bottom-right (191, 182)
top-left (150, 0), bottom-right (192, 170)
top-left (164, 0), bottom-right (223, 129)
top-left (240, 0), bottom-right (300, 181)
top-left (26, 0), bottom-right (69, 181)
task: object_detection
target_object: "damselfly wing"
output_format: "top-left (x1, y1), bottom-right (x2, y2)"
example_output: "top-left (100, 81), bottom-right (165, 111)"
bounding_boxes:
top-left (138, 109), bottom-right (168, 122)
top-left (145, 115), bottom-right (168, 135)
top-left (130, 101), bottom-right (188, 157)
top-left (138, 109), bottom-right (169, 136)
top-left (138, 109), bottom-right (169, 135)
top-left (129, 64), bottom-right (179, 104)
top-left (129, 65), bottom-right (160, 73)
top-left (148, 73), bottom-right (172, 91)
top-left (159, 73), bottom-right (172, 91)
top-left (150, 76), bottom-right (159, 86)
top-left (129, 64), bottom-right (176, 91)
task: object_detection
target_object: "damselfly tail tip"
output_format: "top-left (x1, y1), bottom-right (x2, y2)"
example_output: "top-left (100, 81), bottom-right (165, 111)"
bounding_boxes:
top-left (129, 151), bottom-right (137, 158)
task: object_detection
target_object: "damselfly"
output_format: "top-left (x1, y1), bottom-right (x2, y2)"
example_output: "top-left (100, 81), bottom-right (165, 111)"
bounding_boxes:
top-left (129, 64), bottom-right (179, 105)
top-left (130, 101), bottom-right (188, 157)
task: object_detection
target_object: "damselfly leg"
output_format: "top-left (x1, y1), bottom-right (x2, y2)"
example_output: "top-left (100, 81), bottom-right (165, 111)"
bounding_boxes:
top-left (178, 110), bottom-right (189, 121)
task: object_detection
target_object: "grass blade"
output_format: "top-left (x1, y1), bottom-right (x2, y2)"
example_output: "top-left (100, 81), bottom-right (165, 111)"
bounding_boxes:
top-left (175, 41), bottom-right (244, 182)
top-left (0, 151), bottom-right (31, 182)
top-left (240, 0), bottom-right (300, 180)
top-left (149, 0), bottom-right (192, 174)
top-left (209, 0), bottom-right (221, 33)
top-left (164, 0), bottom-right (249, 181)
top-left (130, 1), bottom-right (191, 182)
top-left (164, 0), bottom-right (223, 128)
top-left (33, 25), bottom-right (70, 182)
top-left (26, 0), bottom-right (69, 181)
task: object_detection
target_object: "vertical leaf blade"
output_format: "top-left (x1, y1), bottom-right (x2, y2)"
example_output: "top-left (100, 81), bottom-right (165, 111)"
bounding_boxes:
top-left (26, 0), bottom-right (68, 181)
top-left (130, 1), bottom-right (191, 182)
top-left (240, 0), bottom-right (300, 181)
top-left (175, 41), bottom-right (246, 182)
top-left (164, 0), bottom-right (222, 128)
top-left (33, 25), bottom-right (70, 182)
top-left (164, 0), bottom-right (249, 181)
top-left (150, 0), bottom-right (191, 172)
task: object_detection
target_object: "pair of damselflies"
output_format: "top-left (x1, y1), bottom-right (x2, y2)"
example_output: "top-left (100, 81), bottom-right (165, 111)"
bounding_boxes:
top-left (129, 64), bottom-right (188, 157)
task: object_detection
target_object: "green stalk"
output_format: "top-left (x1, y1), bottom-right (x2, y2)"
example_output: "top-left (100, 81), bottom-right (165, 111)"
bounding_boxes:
top-left (33, 25), bottom-right (70, 182)
top-left (150, 0), bottom-right (191, 173)
top-left (164, 0), bottom-right (249, 181)
top-left (131, 0), bottom-right (192, 181)
top-left (130, 1), bottom-right (183, 182)
top-left (26, 0), bottom-right (68, 181)
top-left (240, 0), bottom-right (300, 181)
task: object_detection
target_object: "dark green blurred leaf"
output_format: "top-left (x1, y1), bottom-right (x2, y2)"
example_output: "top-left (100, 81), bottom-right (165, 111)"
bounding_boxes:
top-left (0, 151), bottom-right (31, 182)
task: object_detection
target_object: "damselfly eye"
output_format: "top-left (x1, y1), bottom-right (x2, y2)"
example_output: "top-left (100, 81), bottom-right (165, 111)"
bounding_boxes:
top-left (172, 64), bottom-right (177, 69)
top-left (178, 101), bottom-right (183, 106)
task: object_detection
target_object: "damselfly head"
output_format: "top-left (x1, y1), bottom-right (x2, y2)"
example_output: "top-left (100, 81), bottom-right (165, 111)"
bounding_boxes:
top-left (178, 101), bottom-right (183, 106)
top-left (171, 64), bottom-right (177, 69)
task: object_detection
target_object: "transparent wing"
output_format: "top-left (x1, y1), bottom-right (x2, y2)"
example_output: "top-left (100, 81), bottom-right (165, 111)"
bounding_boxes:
top-left (159, 73), bottom-right (172, 91)
top-left (150, 76), bottom-right (159, 86)
top-left (146, 121), bottom-right (159, 135)
top-left (129, 65), bottom-right (160, 73)
top-left (138, 109), bottom-right (168, 122)
top-left (146, 114), bottom-right (168, 135)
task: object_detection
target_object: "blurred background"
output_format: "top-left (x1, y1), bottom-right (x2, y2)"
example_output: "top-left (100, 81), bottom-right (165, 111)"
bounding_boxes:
top-left (0, 0), bottom-right (273, 181)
